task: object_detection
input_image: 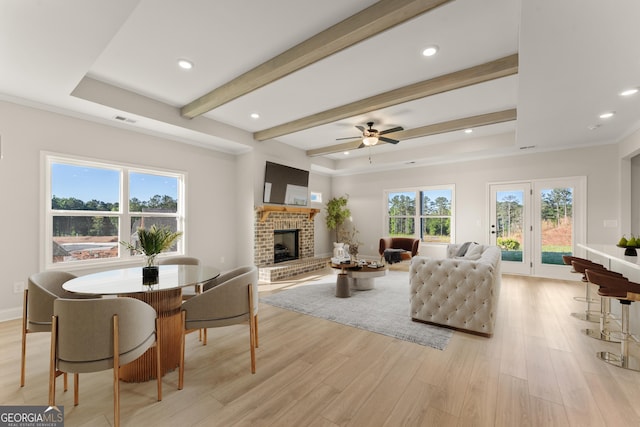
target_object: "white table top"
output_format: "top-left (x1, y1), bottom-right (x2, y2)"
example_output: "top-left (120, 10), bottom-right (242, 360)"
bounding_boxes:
top-left (63, 264), bottom-right (220, 295)
top-left (577, 243), bottom-right (640, 270)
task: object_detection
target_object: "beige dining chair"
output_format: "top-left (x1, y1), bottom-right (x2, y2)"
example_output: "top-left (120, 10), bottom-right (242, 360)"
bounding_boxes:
top-left (178, 265), bottom-right (258, 390)
top-left (21, 271), bottom-right (91, 387)
top-left (49, 297), bottom-right (162, 427)
top-left (158, 256), bottom-right (201, 299)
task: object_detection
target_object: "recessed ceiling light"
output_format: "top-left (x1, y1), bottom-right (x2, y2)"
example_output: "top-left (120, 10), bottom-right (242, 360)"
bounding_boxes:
top-left (177, 59), bottom-right (193, 70)
top-left (464, 128), bottom-right (473, 134)
top-left (250, 113), bottom-right (260, 119)
top-left (343, 151), bottom-right (349, 155)
top-left (620, 88), bottom-right (639, 97)
top-left (599, 111), bottom-right (615, 119)
top-left (422, 45), bottom-right (439, 57)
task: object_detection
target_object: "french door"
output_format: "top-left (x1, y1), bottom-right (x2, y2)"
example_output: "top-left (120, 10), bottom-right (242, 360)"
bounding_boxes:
top-left (490, 183), bottom-right (531, 275)
top-left (490, 177), bottom-right (585, 278)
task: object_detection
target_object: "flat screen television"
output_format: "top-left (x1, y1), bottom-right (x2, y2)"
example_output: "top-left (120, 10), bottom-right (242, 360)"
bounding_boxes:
top-left (263, 161), bottom-right (309, 206)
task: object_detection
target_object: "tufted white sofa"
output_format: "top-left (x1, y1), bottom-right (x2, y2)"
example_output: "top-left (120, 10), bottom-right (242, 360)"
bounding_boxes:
top-left (409, 243), bottom-right (501, 337)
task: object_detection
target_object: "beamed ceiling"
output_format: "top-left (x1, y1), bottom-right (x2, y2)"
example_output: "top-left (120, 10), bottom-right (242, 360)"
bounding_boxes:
top-left (1, 0), bottom-right (640, 174)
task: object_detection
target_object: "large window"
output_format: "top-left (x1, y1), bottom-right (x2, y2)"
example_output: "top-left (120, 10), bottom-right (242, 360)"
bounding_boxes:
top-left (385, 186), bottom-right (454, 243)
top-left (45, 154), bottom-right (185, 268)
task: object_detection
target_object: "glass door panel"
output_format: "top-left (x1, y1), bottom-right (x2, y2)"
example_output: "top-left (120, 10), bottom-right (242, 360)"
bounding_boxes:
top-left (533, 177), bottom-right (585, 280)
top-left (539, 187), bottom-right (573, 265)
top-left (490, 183), bottom-right (531, 275)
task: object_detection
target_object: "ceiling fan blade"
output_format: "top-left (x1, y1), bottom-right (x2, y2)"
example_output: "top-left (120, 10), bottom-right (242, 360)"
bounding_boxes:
top-left (335, 136), bottom-right (361, 141)
top-left (355, 125), bottom-right (365, 132)
top-left (379, 136), bottom-right (399, 144)
top-left (379, 126), bottom-right (404, 135)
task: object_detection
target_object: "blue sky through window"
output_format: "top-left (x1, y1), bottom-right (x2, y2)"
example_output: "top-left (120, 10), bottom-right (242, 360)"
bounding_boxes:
top-left (52, 163), bottom-right (119, 203)
top-left (52, 163), bottom-right (178, 203)
top-left (497, 191), bottom-right (523, 203)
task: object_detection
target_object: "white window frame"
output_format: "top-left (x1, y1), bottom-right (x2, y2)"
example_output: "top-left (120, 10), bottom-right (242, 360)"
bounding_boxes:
top-left (42, 152), bottom-right (186, 271)
top-left (383, 184), bottom-right (455, 244)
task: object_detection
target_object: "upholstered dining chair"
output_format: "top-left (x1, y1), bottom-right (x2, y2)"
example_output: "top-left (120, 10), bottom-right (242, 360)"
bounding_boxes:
top-left (21, 271), bottom-right (91, 387)
top-left (49, 297), bottom-right (162, 427)
top-left (158, 256), bottom-right (201, 299)
top-left (178, 265), bottom-right (258, 390)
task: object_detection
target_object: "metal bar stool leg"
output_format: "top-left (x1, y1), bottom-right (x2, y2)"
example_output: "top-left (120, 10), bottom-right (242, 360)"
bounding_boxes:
top-left (597, 300), bottom-right (640, 371)
top-left (571, 280), bottom-right (600, 323)
top-left (584, 295), bottom-right (620, 342)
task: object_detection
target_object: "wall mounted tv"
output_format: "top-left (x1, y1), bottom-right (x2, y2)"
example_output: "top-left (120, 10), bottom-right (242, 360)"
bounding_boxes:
top-left (263, 161), bottom-right (309, 206)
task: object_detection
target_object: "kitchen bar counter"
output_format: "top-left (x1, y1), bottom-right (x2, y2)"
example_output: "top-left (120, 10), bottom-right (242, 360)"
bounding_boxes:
top-left (577, 243), bottom-right (640, 270)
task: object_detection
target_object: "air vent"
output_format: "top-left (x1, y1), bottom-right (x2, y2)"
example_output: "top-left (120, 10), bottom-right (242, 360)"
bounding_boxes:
top-left (519, 145), bottom-right (536, 150)
top-left (113, 115), bottom-right (137, 124)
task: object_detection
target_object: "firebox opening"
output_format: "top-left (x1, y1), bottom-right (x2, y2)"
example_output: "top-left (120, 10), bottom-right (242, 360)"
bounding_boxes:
top-left (274, 229), bottom-right (299, 263)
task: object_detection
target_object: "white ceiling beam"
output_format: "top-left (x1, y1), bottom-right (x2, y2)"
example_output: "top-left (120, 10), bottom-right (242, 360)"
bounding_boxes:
top-left (180, 0), bottom-right (453, 119)
top-left (257, 54), bottom-right (519, 141)
top-left (306, 109), bottom-right (517, 156)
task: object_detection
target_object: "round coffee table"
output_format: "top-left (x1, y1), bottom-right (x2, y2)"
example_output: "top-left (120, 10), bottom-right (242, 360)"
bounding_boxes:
top-left (330, 262), bottom-right (388, 295)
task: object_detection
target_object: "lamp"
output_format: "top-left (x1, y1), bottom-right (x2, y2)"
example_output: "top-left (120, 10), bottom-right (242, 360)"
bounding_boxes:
top-left (362, 136), bottom-right (378, 146)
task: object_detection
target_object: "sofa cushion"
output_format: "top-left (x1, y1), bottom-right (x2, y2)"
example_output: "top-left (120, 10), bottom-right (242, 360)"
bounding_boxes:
top-left (455, 241), bottom-right (473, 257)
top-left (464, 243), bottom-right (483, 260)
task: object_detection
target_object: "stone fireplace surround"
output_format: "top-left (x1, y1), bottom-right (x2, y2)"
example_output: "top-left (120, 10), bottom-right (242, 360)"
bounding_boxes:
top-left (254, 206), bottom-right (328, 282)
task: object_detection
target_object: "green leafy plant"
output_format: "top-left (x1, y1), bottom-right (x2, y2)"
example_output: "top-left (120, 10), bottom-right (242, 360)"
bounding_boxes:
top-left (120, 224), bottom-right (183, 267)
top-left (325, 195), bottom-right (351, 242)
top-left (497, 237), bottom-right (520, 251)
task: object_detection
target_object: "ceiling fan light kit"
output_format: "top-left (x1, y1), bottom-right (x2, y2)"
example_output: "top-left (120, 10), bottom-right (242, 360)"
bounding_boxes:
top-left (362, 136), bottom-right (379, 146)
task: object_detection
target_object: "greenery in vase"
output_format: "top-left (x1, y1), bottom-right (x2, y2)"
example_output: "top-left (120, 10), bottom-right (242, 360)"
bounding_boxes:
top-left (339, 223), bottom-right (361, 258)
top-left (120, 224), bottom-right (183, 267)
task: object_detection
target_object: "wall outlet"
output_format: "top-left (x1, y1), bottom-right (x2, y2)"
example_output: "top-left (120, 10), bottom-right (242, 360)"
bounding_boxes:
top-left (13, 281), bottom-right (25, 294)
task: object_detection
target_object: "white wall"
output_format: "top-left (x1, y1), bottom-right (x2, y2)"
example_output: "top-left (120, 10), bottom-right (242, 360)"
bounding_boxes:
top-left (0, 101), bottom-right (240, 319)
top-left (308, 172), bottom-right (332, 258)
top-left (329, 145), bottom-right (620, 260)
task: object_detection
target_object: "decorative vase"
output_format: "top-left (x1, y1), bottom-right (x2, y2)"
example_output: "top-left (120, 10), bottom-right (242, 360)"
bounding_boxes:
top-left (333, 242), bottom-right (345, 258)
top-left (142, 254), bottom-right (159, 285)
top-left (142, 266), bottom-right (159, 285)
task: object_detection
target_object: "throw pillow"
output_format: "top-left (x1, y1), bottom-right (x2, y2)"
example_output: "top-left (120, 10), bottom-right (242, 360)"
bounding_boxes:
top-left (455, 241), bottom-right (472, 257)
top-left (464, 243), bottom-right (483, 260)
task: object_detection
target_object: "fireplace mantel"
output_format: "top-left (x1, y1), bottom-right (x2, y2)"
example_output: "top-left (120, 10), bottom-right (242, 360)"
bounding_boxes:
top-left (256, 205), bottom-right (320, 222)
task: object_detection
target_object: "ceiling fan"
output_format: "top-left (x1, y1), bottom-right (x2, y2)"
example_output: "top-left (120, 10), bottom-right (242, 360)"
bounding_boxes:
top-left (337, 122), bottom-right (404, 147)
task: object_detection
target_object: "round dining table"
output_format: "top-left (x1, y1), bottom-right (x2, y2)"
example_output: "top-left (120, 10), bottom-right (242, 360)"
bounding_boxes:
top-left (63, 264), bottom-right (220, 382)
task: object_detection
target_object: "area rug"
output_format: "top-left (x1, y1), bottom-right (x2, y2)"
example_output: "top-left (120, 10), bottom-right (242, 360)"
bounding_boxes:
top-left (260, 271), bottom-right (452, 350)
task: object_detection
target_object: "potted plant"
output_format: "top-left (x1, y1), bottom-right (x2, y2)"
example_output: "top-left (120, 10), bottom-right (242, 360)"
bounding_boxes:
top-left (120, 224), bottom-right (183, 284)
top-left (325, 195), bottom-right (351, 254)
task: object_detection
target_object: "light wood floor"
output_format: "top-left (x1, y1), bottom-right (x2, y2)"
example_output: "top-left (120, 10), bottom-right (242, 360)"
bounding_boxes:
top-left (3, 270), bottom-right (640, 426)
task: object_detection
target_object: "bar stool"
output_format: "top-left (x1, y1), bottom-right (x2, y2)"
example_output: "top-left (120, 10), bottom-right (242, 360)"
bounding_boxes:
top-left (585, 269), bottom-right (640, 372)
top-left (582, 268), bottom-right (625, 343)
top-left (565, 256), bottom-right (606, 322)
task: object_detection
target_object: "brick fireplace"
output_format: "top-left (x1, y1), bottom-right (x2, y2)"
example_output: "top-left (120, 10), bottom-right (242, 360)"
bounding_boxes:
top-left (254, 206), bottom-right (329, 282)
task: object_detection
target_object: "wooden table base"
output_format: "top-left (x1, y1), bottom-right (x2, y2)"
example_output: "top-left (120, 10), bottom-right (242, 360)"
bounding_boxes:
top-left (119, 289), bottom-right (182, 382)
